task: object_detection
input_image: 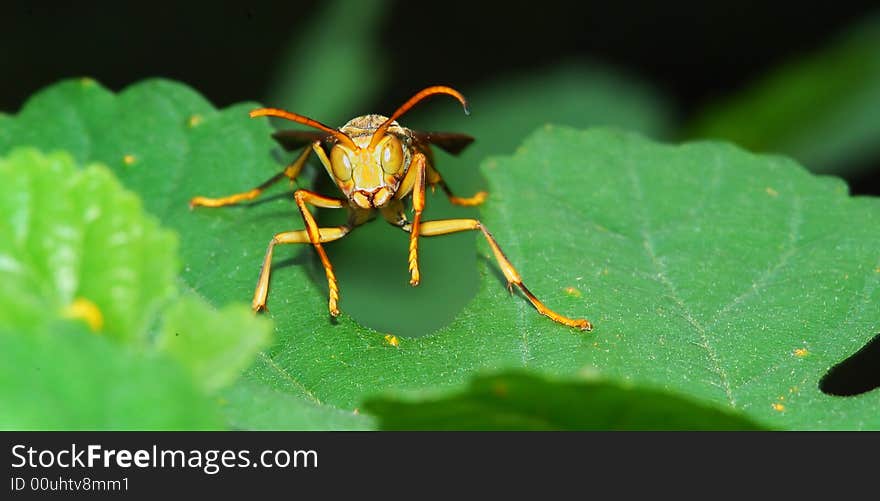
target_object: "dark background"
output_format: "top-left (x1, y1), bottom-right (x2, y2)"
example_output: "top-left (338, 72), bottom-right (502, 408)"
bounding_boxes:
top-left (1, 2), bottom-right (874, 113)
top-left (2, 1), bottom-right (878, 195)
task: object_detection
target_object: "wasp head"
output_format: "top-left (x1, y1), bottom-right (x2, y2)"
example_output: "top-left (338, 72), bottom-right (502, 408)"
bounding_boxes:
top-left (325, 115), bottom-right (412, 209)
top-left (250, 86), bottom-right (468, 210)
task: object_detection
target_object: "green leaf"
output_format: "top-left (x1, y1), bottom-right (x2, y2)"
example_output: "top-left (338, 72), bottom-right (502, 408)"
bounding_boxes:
top-left (687, 15), bottom-right (880, 175)
top-left (264, 0), bottom-right (390, 124)
top-left (0, 148), bottom-right (177, 342)
top-left (466, 125), bottom-right (879, 429)
top-left (3, 80), bottom-right (877, 430)
top-left (365, 371), bottom-right (763, 430)
top-left (220, 379), bottom-right (374, 430)
top-left (0, 322), bottom-right (223, 430)
top-left (0, 147), bottom-right (275, 429)
top-left (157, 293), bottom-right (273, 393)
top-left (322, 62), bottom-right (675, 338)
top-left (0, 148), bottom-right (221, 429)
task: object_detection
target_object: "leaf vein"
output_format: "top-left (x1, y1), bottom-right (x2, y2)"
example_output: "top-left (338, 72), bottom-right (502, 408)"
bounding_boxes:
top-left (706, 178), bottom-right (803, 330)
top-left (625, 150), bottom-right (736, 408)
top-left (258, 352), bottom-right (323, 406)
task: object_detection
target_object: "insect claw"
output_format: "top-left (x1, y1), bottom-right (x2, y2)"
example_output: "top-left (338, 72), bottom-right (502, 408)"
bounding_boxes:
top-left (506, 282), bottom-right (515, 295)
top-left (253, 303), bottom-right (268, 314)
top-left (576, 319), bottom-right (593, 332)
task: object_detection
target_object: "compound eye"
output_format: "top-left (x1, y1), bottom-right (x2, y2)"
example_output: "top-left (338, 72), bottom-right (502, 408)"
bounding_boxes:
top-left (330, 145), bottom-right (353, 181)
top-left (380, 136), bottom-right (404, 175)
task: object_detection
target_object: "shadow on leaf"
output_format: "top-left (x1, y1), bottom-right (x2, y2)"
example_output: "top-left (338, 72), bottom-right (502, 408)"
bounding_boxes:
top-left (820, 333), bottom-right (880, 396)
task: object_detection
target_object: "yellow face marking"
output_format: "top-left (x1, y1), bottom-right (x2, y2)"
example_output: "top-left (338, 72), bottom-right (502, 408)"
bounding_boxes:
top-left (352, 150), bottom-right (382, 189)
top-left (123, 154), bottom-right (137, 165)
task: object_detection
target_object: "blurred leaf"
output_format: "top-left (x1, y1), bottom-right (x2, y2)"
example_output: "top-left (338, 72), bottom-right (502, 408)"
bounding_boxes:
top-left (4, 80), bottom-right (878, 431)
top-left (265, 0), bottom-right (389, 124)
top-left (0, 322), bottom-right (223, 430)
top-left (0, 148), bottom-right (177, 342)
top-left (0, 148), bottom-right (221, 429)
top-left (688, 15), bottom-right (880, 175)
top-left (365, 371), bottom-right (763, 430)
top-left (158, 293), bottom-right (273, 393)
top-left (221, 379), bottom-right (374, 430)
top-left (408, 62), bottom-right (675, 194)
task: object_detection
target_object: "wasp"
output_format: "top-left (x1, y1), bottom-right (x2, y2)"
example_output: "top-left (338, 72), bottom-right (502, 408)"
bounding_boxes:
top-left (190, 86), bottom-right (592, 331)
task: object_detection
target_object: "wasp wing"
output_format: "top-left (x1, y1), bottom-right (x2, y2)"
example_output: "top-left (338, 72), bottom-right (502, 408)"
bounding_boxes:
top-left (413, 132), bottom-right (475, 156)
top-left (271, 130), bottom-right (332, 151)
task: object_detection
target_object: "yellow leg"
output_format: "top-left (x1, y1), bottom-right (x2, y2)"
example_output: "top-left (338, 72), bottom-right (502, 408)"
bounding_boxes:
top-left (408, 153), bottom-right (427, 286)
top-left (414, 218), bottom-right (592, 331)
top-left (253, 226), bottom-right (350, 313)
top-left (428, 165), bottom-right (487, 207)
top-left (292, 189), bottom-right (347, 316)
top-left (189, 147), bottom-right (312, 208)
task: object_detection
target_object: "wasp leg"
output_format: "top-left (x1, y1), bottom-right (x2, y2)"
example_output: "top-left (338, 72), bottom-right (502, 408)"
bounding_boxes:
top-left (292, 189), bottom-right (348, 316)
top-left (397, 217), bottom-right (592, 331)
top-left (189, 147), bottom-right (312, 208)
top-left (253, 226), bottom-right (350, 313)
top-left (407, 153), bottom-right (428, 286)
top-left (427, 165), bottom-right (487, 207)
